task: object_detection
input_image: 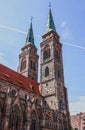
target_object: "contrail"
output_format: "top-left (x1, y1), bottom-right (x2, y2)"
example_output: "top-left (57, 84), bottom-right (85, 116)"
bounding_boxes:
top-left (0, 24), bottom-right (85, 50)
top-left (0, 24), bottom-right (27, 34)
top-left (0, 24), bottom-right (41, 37)
top-left (61, 41), bottom-right (85, 50)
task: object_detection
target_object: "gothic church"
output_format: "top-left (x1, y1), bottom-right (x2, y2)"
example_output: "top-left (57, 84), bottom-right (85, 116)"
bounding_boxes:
top-left (0, 6), bottom-right (71, 130)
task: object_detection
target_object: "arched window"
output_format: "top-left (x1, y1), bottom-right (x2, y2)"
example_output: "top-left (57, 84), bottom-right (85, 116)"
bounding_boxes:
top-left (55, 49), bottom-right (60, 62)
top-left (45, 67), bottom-right (49, 77)
top-left (33, 62), bottom-right (36, 71)
top-left (30, 60), bottom-right (33, 69)
top-left (30, 60), bottom-right (36, 71)
top-left (43, 45), bottom-right (50, 60)
top-left (9, 104), bottom-right (23, 130)
top-left (57, 70), bottom-right (61, 79)
top-left (21, 59), bottom-right (26, 71)
top-left (30, 110), bottom-right (36, 130)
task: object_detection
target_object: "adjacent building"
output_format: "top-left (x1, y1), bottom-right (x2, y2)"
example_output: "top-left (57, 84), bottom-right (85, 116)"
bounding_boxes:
top-left (71, 112), bottom-right (85, 130)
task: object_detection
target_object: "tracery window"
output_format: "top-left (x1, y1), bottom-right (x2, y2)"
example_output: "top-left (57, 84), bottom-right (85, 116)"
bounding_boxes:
top-left (43, 45), bottom-right (50, 60)
top-left (45, 67), bottom-right (49, 77)
top-left (21, 58), bottom-right (26, 71)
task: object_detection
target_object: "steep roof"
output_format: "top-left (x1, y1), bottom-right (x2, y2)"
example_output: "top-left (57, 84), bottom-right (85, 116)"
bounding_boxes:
top-left (0, 64), bottom-right (41, 96)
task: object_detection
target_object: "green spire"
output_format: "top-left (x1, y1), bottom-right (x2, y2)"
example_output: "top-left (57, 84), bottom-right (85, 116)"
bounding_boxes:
top-left (26, 17), bottom-right (35, 47)
top-left (46, 5), bottom-right (56, 33)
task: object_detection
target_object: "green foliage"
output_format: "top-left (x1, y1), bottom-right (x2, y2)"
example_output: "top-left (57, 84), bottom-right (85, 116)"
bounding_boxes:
top-left (71, 127), bottom-right (75, 130)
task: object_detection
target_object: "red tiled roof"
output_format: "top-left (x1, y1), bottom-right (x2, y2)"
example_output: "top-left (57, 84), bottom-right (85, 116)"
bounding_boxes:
top-left (0, 64), bottom-right (41, 96)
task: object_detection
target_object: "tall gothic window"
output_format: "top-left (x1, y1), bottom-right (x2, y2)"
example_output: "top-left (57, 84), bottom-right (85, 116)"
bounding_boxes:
top-left (45, 67), bottom-right (49, 77)
top-left (21, 59), bottom-right (26, 71)
top-left (30, 110), bottom-right (36, 130)
top-left (43, 45), bottom-right (50, 60)
top-left (9, 104), bottom-right (23, 130)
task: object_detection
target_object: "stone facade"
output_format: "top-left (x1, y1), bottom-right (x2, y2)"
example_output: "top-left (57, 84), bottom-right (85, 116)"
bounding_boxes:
top-left (18, 44), bottom-right (38, 82)
top-left (71, 112), bottom-right (85, 130)
top-left (40, 29), bottom-right (70, 118)
top-left (0, 72), bottom-right (70, 130)
top-left (0, 6), bottom-right (71, 130)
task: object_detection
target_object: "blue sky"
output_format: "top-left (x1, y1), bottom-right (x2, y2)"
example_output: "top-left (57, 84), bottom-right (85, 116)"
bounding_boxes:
top-left (0, 0), bottom-right (85, 115)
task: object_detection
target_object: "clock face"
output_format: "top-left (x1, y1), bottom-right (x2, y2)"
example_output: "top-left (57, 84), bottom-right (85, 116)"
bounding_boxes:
top-left (42, 83), bottom-right (55, 96)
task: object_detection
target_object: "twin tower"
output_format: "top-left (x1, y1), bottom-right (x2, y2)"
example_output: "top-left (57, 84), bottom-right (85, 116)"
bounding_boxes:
top-left (18, 7), bottom-right (69, 113)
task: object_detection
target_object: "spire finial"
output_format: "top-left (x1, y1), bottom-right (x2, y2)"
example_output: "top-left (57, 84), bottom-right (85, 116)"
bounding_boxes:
top-left (31, 16), bottom-right (33, 22)
top-left (49, 2), bottom-right (51, 8)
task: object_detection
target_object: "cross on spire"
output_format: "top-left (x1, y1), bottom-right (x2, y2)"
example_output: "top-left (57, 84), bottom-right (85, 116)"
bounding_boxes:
top-left (31, 16), bottom-right (33, 22)
top-left (49, 2), bottom-right (51, 8)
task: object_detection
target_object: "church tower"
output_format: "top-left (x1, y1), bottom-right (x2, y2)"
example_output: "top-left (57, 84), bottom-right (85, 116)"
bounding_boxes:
top-left (18, 19), bottom-right (39, 81)
top-left (40, 6), bottom-right (69, 114)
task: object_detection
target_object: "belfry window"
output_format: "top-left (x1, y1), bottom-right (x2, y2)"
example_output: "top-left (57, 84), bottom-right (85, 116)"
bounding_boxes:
top-left (57, 70), bottom-right (61, 79)
top-left (43, 45), bottom-right (50, 60)
top-left (33, 62), bottom-right (36, 71)
top-left (45, 67), bottom-right (49, 77)
top-left (56, 51), bottom-right (60, 61)
top-left (21, 59), bottom-right (26, 71)
top-left (30, 60), bottom-right (36, 71)
top-left (30, 60), bottom-right (33, 69)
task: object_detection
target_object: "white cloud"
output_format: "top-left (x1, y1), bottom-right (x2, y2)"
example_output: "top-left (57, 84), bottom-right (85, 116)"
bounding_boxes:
top-left (69, 96), bottom-right (85, 115)
top-left (60, 21), bottom-right (73, 41)
top-left (61, 21), bottom-right (67, 28)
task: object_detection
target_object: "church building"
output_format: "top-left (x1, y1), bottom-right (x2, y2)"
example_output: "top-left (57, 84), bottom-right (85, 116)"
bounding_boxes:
top-left (0, 6), bottom-right (71, 130)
